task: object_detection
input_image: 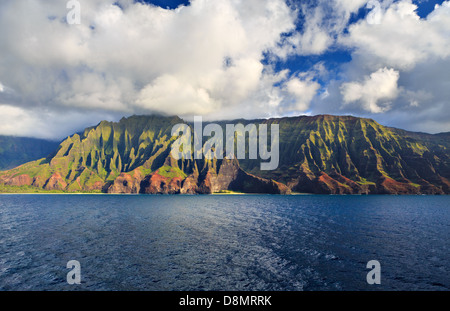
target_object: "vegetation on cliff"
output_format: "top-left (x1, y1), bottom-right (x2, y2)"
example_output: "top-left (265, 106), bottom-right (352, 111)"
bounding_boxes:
top-left (0, 114), bottom-right (448, 194)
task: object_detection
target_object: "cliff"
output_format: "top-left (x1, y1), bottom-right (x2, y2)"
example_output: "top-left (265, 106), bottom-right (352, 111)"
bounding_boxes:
top-left (0, 114), bottom-right (448, 194)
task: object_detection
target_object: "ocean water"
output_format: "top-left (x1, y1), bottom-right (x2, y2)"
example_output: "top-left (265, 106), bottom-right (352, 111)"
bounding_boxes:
top-left (0, 194), bottom-right (448, 291)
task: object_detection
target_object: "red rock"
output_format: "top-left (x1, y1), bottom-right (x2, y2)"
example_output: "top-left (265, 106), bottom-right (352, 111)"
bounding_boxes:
top-left (107, 172), bottom-right (142, 194)
top-left (44, 173), bottom-right (67, 191)
top-left (5, 174), bottom-right (32, 187)
top-left (180, 175), bottom-right (198, 194)
top-left (376, 176), bottom-right (420, 194)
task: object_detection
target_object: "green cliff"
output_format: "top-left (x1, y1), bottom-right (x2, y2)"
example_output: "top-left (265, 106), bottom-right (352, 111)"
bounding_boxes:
top-left (0, 114), bottom-right (448, 194)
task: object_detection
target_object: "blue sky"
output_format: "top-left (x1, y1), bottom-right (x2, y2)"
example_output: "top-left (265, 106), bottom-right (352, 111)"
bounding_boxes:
top-left (0, 0), bottom-right (449, 139)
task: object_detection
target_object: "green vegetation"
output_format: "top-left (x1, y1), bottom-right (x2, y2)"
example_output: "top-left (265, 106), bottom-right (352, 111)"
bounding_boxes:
top-left (0, 184), bottom-right (64, 194)
top-left (0, 114), bottom-right (448, 194)
top-left (157, 166), bottom-right (187, 179)
top-left (213, 190), bottom-right (245, 195)
top-left (0, 184), bottom-right (104, 194)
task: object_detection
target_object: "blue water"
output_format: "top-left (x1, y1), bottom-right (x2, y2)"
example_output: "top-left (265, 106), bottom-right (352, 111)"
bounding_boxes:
top-left (0, 194), bottom-right (448, 291)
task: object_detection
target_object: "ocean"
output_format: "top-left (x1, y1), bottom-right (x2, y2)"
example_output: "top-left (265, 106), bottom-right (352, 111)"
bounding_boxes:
top-left (0, 194), bottom-right (448, 291)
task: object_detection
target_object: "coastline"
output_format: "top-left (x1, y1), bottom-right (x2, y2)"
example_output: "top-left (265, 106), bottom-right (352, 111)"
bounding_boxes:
top-left (0, 191), bottom-right (445, 196)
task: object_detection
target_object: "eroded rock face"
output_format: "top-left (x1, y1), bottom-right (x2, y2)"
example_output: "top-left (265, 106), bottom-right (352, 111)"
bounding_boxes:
top-left (180, 175), bottom-right (198, 194)
top-left (44, 173), bottom-right (67, 191)
top-left (197, 159), bottom-right (240, 194)
top-left (375, 176), bottom-right (421, 195)
top-left (32, 176), bottom-right (47, 188)
top-left (107, 173), bottom-right (133, 193)
top-left (4, 174), bottom-right (32, 187)
top-left (107, 170), bottom-right (144, 194)
top-left (289, 167), bottom-right (371, 194)
top-left (229, 169), bottom-right (291, 194)
top-left (140, 173), bottom-right (183, 194)
top-left (105, 158), bottom-right (291, 195)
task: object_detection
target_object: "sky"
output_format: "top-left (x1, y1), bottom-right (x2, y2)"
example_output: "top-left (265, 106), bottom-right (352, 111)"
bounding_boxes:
top-left (0, 0), bottom-right (449, 140)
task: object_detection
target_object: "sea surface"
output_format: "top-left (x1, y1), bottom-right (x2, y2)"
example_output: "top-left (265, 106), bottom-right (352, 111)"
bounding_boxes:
top-left (0, 194), bottom-right (448, 291)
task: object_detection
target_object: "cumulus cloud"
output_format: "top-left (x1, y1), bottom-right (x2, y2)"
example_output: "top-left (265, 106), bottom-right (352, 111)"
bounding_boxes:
top-left (135, 74), bottom-right (221, 115)
top-left (0, 104), bottom-right (113, 139)
top-left (336, 0), bottom-right (370, 13)
top-left (0, 0), bottom-right (320, 139)
top-left (309, 0), bottom-right (450, 133)
top-left (0, 0), bottom-right (449, 138)
top-left (283, 77), bottom-right (321, 112)
top-left (286, 7), bottom-right (333, 56)
top-left (341, 68), bottom-right (400, 113)
top-left (340, 0), bottom-right (450, 70)
top-left (275, 0), bottom-right (368, 58)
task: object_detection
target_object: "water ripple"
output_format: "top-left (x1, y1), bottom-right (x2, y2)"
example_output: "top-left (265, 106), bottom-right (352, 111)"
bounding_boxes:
top-left (0, 194), bottom-right (448, 291)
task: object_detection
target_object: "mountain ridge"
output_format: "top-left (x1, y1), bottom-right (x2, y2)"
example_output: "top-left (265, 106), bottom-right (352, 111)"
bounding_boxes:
top-left (0, 114), bottom-right (448, 194)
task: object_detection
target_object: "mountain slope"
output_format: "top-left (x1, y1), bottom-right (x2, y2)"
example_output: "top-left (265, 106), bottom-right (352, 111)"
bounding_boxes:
top-left (0, 115), bottom-right (448, 194)
top-left (237, 115), bottom-right (449, 194)
top-left (0, 136), bottom-right (60, 171)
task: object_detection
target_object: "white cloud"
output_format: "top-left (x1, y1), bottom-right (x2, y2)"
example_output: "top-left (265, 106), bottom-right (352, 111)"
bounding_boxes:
top-left (0, 0), bottom-right (308, 138)
top-left (335, 0), bottom-right (369, 14)
top-left (284, 77), bottom-right (321, 112)
top-left (289, 8), bottom-right (333, 56)
top-left (135, 74), bottom-right (220, 116)
top-left (340, 0), bottom-right (450, 70)
top-left (341, 67), bottom-right (400, 113)
top-left (307, 0), bottom-right (450, 133)
top-left (0, 104), bottom-right (114, 139)
top-left (275, 0), bottom-right (368, 58)
top-left (1, 0), bottom-right (449, 138)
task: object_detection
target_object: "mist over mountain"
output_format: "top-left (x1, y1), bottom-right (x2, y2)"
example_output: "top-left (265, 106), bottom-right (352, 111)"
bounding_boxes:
top-left (0, 114), bottom-right (448, 194)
